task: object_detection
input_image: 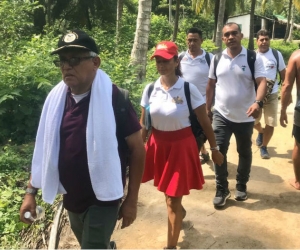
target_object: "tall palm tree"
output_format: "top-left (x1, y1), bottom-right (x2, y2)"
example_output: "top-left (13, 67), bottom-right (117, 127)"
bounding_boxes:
top-left (288, 3), bottom-right (294, 42)
top-left (116, 0), bottom-right (124, 45)
top-left (172, 0), bottom-right (180, 41)
top-left (248, 0), bottom-right (256, 50)
top-left (284, 0), bottom-right (293, 42)
top-left (215, 0), bottom-right (226, 52)
top-left (130, 0), bottom-right (152, 82)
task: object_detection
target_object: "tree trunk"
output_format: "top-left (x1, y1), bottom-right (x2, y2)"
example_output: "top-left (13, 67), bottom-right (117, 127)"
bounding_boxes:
top-left (33, 6), bottom-right (46, 34)
top-left (213, 0), bottom-right (220, 42)
top-left (172, 0), bottom-right (180, 41)
top-left (215, 0), bottom-right (226, 53)
top-left (46, 0), bottom-right (52, 26)
top-left (288, 3), bottom-right (294, 42)
top-left (130, 0), bottom-right (152, 83)
top-left (85, 8), bottom-right (92, 30)
top-left (284, 0), bottom-right (292, 42)
top-left (169, 0), bottom-right (172, 23)
top-left (272, 19), bottom-right (275, 39)
top-left (116, 0), bottom-right (124, 46)
top-left (248, 0), bottom-right (256, 50)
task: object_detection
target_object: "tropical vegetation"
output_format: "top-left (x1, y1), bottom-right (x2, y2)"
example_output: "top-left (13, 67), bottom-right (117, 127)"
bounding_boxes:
top-left (0, 0), bottom-right (299, 248)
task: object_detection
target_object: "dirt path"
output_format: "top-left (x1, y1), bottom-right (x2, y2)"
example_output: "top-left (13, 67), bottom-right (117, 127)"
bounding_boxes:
top-left (59, 87), bottom-right (300, 249)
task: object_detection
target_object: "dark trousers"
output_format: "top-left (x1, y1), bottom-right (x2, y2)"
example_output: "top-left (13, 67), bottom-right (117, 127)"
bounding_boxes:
top-left (212, 110), bottom-right (254, 189)
top-left (68, 205), bottom-right (120, 249)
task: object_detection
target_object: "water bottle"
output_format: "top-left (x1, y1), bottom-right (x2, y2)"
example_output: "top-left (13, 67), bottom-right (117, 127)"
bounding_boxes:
top-left (24, 206), bottom-right (45, 222)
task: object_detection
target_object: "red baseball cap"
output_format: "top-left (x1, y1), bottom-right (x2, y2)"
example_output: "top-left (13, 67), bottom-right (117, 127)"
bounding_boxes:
top-left (150, 41), bottom-right (178, 60)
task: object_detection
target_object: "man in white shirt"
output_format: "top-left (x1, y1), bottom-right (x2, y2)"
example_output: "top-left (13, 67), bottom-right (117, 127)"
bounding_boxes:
top-left (206, 22), bottom-right (267, 207)
top-left (180, 27), bottom-right (213, 164)
top-left (254, 29), bottom-right (286, 159)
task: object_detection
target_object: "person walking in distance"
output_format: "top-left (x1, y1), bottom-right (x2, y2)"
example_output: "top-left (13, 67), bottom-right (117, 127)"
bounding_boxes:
top-left (206, 22), bottom-right (267, 207)
top-left (254, 29), bottom-right (286, 159)
top-left (180, 27), bottom-right (213, 164)
top-left (280, 49), bottom-right (300, 190)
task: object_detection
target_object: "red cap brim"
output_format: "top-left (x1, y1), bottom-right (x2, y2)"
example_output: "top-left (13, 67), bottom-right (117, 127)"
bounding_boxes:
top-left (150, 50), bottom-right (175, 60)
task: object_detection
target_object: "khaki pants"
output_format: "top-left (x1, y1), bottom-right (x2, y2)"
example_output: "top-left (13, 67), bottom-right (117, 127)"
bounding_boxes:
top-left (255, 93), bottom-right (278, 127)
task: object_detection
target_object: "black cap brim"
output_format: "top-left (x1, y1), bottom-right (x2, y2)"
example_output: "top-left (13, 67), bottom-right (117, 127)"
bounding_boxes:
top-left (50, 45), bottom-right (92, 55)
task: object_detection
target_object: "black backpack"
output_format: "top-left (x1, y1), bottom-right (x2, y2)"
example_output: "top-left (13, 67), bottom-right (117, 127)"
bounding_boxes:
top-left (179, 51), bottom-right (211, 67)
top-left (213, 49), bottom-right (257, 90)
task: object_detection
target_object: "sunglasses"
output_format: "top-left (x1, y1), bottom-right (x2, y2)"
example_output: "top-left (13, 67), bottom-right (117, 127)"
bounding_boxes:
top-left (53, 56), bottom-right (94, 67)
top-left (223, 31), bottom-right (239, 38)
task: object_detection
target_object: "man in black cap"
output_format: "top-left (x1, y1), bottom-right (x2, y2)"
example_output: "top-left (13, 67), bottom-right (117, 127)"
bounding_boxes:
top-left (19, 30), bottom-right (145, 249)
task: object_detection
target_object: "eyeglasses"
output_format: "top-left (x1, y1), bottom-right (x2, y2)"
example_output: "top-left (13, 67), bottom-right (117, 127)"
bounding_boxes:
top-left (223, 31), bottom-right (239, 38)
top-left (53, 56), bottom-right (94, 67)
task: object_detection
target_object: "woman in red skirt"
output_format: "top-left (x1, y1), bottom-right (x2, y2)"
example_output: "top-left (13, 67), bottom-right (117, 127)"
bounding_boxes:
top-left (140, 41), bottom-right (224, 249)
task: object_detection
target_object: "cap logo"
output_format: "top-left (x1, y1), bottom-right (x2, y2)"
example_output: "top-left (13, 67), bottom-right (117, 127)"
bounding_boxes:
top-left (63, 32), bottom-right (78, 43)
top-left (157, 44), bottom-right (168, 50)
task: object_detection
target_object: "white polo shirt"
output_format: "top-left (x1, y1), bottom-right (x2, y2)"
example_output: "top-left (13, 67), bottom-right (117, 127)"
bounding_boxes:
top-left (140, 77), bottom-right (205, 131)
top-left (181, 49), bottom-right (213, 97)
top-left (256, 48), bottom-right (285, 94)
top-left (208, 46), bottom-right (266, 123)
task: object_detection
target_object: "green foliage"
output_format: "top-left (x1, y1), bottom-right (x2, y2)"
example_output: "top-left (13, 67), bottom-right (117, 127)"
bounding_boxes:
top-left (0, 0), bottom-right (39, 56)
top-left (0, 143), bottom-right (54, 249)
top-left (0, 32), bottom-right (61, 144)
top-left (149, 15), bottom-right (173, 48)
top-left (292, 29), bottom-right (300, 40)
top-left (0, 144), bottom-right (33, 247)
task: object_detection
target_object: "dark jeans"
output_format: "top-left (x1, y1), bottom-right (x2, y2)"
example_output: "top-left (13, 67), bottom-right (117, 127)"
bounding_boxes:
top-left (68, 204), bottom-right (120, 249)
top-left (212, 110), bottom-right (254, 189)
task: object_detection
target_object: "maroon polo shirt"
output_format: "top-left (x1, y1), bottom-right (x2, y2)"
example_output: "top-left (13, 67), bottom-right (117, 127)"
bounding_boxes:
top-left (58, 84), bottom-right (141, 213)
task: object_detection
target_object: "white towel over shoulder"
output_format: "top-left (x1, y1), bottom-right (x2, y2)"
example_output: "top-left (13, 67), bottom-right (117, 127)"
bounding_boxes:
top-left (31, 69), bottom-right (123, 204)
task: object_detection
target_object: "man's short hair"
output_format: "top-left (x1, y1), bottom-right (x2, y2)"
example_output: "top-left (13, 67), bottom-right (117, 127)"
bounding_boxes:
top-left (186, 27), bottom-right (202, 38)
top-left (256, 29), bottom-right (270, 39)
top-left (224, 22), bottom-right (241, 32)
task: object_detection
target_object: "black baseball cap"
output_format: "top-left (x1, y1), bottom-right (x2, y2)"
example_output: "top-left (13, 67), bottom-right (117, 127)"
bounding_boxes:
top-left (51, 30), bottom-right (99, 55)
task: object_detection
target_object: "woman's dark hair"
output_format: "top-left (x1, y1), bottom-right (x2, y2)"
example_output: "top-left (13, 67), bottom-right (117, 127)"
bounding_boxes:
top-left (174, 55), bottom-right (182, 77)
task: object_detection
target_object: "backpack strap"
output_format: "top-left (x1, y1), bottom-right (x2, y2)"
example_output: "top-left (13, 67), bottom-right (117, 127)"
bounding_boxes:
top-left (205, 52), bottom-right (211, 67)
top-left (178, 51), bottom-right (185, 61)
top-left (247, 49), bottom-right (257, 91)
top-left (271, 48), bottom-right (282, 84)
top-left (115, 86), bottom-right (129, 139)
top-left (184, 81), bottom-right (193, 115)
top-left (213, 52), bottom-right (222, 80)
top-left (271, 48), bottom-right (279, 72)
top-left (147, 82), bottom-right (155, 99)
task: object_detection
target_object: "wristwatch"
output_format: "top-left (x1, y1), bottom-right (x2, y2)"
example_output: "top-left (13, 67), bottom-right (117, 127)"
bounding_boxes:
top-left (210, 146), bottom-right (220, 151)
top-left (254, 100), bottom-right (263, 108)
top-left (25, 187), bottom-right (38, 195)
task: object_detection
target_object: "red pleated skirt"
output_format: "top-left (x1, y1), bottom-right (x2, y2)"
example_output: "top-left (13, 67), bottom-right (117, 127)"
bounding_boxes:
top-left (142, 127), bottom-right (205, 197)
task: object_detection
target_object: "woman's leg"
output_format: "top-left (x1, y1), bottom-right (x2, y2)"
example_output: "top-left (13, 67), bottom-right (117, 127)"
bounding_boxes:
top-left (165, 194), bottom-right (183, 248)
